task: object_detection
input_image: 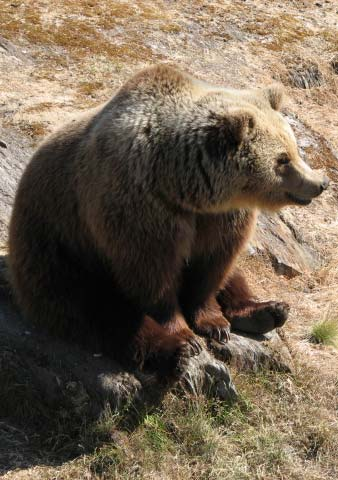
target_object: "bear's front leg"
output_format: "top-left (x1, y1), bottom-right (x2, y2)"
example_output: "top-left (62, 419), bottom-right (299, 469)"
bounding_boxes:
top-left (191, 296), bottom-right (231, 342)
top-left (109, 249), bottom-right (202, 379)
top-left (147, 297), bottom-right (203, 356)
top-left (133, 315), bottom-right (201, 383)
top-left (179, 252), bottom-right (231, 342)
top-left (92, 212), bottom-right (203, 378)
top-left (107, 292), bottom-right (202, 381)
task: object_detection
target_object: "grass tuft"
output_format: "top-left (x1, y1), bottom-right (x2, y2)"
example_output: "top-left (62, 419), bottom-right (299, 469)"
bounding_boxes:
top-left (308, 317), bottom-right (338, 348)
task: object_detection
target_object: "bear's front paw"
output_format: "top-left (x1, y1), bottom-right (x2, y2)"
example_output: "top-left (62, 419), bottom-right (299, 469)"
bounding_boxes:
top-left (155, 335), bottom-right (201, 383)
top-left (145, 330), bottom-right (203, 383)
top-left (192, 309), bottom-right (231, 343)
top-left (249, 301), bottom-right (290, 333)
top-left (177, 328), bottom-right (203, 356)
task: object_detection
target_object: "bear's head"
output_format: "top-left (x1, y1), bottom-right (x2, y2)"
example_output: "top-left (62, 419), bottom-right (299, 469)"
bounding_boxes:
top-left (191, 86), bottom-right (329, 213)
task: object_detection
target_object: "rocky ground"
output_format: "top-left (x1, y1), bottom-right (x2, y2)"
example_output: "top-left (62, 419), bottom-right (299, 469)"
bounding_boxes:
top-left (0, 1), bottom-right (337, 479)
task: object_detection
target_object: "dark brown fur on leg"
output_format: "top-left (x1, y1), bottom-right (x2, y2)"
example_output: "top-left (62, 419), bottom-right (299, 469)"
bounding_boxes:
top-left (179, 251), bottom-right (231, 342)
top-left (98, 282), bottom-right (201, 378)
top-left (160, 310), bottom-right (203, 356)
top-left (217, 270), bottom-right (289, 334)
top-left (132, 315), bottom-right (197, 382)
top-left (191, 297), bottom-right (231, 342)
top-left (179, 211), bottom-right (258, 342)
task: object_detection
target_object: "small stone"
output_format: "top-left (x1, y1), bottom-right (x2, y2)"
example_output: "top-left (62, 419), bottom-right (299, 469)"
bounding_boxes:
top-left (330, 55), bottom-right (338, 75)
top-left (288, 63), bottom-right (324, 89)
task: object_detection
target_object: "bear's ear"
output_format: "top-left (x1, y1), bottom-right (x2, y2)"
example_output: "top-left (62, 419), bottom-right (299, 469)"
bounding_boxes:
top-left (205, 109), bottom-right (256, 157)
top-left (264, 84), bottom-right (284, 111)
top-left (224, 109), bottom-right (257, 144)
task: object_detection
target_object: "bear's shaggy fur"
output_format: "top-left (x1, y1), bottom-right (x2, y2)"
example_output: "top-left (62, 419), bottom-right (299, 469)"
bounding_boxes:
top-left (8, 65), bottom-right (328, 379)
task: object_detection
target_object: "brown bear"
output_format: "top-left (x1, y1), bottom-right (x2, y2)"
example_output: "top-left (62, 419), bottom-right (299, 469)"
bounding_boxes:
top-left (8, 65), bottom-right (329, 379)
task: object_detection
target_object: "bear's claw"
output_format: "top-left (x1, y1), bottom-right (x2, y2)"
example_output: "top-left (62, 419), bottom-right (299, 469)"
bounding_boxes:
top-left (176, 329), bottom-right (203, 357)
top-left (208, 324), bottom-right (231, 343)
top-left (194, 321), bottom-right (231, 343)
top-left (174, 342), bottom-right (194, 376)
top-left (166, 337), bottom-right (201, 382)
top-left (187, 335), bottom-right (203, 356)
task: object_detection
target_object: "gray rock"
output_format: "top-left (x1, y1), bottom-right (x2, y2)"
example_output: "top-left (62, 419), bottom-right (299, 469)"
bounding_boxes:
top-left (0, 126), bottom-right (32, 245)
top-left (330, 54), bottom-right (338, 74)
top-left (286, 58), bottom-right (324, 89)
top-left (208, 331), bottom-right (294, 372)
top-left (255, 211), bottom-right (320, 277)
top-left (180, 348), bottom-right (237, 402)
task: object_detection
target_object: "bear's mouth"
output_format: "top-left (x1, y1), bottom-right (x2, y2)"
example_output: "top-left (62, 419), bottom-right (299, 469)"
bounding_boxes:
top-left (286, 192), bottom-right (312, 206)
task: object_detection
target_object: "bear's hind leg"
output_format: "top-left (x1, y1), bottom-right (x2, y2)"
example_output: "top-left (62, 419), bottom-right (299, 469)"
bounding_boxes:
top-left (217, 270), bottom-right (289, 335)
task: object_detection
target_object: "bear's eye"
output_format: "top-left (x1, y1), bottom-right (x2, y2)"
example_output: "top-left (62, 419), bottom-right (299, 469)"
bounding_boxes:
top-left (277, 154), bottom-right (290, 166)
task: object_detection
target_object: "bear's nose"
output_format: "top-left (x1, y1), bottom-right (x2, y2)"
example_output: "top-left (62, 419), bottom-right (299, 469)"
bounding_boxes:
top-left (319, 176), bottom-right (330, 193)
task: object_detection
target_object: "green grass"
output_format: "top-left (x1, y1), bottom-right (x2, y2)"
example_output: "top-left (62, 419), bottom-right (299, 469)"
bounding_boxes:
top-left (308, 317), bottom-right (338, 348)
top-left (69, 370), bottom-right (338, 479)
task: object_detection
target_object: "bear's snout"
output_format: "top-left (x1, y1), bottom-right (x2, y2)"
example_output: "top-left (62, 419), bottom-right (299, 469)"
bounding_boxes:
top-left (283, 160), bottom-right (329, 206)
top-left (303, 171), bottom-right (329, 199)
top-left (319, 175), bottom-right (330, 194)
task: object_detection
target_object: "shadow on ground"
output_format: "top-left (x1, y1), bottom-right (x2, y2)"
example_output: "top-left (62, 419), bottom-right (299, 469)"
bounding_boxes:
top-left (0, 251), bottom-right (294, 474)
top-left (0, 254), bottom-right (166, 474)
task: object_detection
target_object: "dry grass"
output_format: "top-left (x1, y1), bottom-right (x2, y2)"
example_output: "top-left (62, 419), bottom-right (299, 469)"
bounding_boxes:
top-left (0, 1), bottom-right (170, 65)
top-left (3, 365), bottom-right (337, 479)
top-left (243, 13), bottom-right (312, 51)
top-left (77, 80), bottom-right (104, 97)
top-left (15, 121), bottom-right (47, 139)
top-left (23, 102), bottom-right (55, 113)
top-left (2, 119), bottom-right (48, 141)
